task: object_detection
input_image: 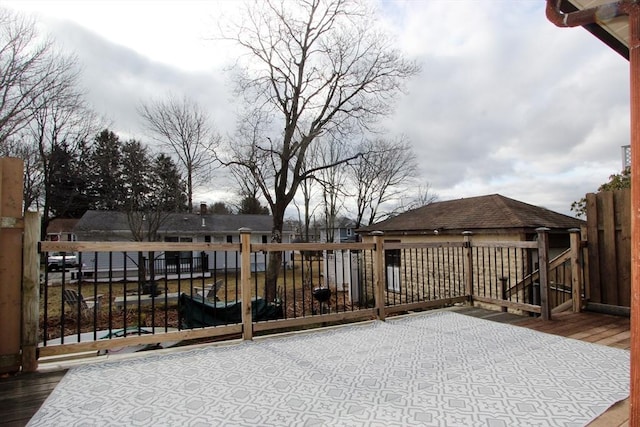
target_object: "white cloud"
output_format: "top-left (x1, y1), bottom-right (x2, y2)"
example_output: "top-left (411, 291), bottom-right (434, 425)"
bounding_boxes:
top-left (3, 0), bottom-right (630, 217)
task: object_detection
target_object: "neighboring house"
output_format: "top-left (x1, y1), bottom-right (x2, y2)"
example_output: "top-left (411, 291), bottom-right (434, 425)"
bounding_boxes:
top-left (319, 217), bottom-right (358, 243)
top-left (71, 210), bottom-right (294, 276)
top-left (357, 194), bottom-right (585, 294)
top-left (46, 218), bottom-right (79, 242)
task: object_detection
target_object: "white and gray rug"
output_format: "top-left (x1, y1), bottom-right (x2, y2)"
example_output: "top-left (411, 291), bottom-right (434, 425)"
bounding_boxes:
top-left (28, 312), bottom-right (629, 426)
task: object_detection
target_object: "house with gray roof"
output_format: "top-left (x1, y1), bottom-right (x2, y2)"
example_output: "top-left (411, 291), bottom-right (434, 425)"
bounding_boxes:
top-left (72, 210), bottom-right (294, 275)
top-left (74, 210), bottom-right (291, 243)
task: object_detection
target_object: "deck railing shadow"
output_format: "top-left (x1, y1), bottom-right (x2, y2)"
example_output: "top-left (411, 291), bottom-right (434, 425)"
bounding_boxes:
top-left (31, 227), bottom-right (584, 366)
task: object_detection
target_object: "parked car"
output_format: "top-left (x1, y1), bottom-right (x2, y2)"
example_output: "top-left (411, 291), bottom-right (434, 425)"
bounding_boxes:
top-left (47, 252), bottom-right (78, 271)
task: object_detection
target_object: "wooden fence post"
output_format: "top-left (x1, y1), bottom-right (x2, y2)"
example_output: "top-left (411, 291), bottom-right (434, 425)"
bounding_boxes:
top-left (537, 227), bottom-right (551, 321)
top-left (569, 228), bottom-right (583, 313)
top-left (371, 231), bottom-right (386, 321)
top-left (239, 228), bottom-right (253, 340)
top-left (463, 231), bottom-right (473, 304)
top-left (0, 157), bottom-right (24, 374)
top-left (22, 212), bottom-right (40, 372)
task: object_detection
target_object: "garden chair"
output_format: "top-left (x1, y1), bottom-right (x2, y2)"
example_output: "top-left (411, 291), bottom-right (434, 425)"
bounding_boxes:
top-left (62, 289), bottom-right (103, 317)
top-left (195, 279), bottom-right (224, 301)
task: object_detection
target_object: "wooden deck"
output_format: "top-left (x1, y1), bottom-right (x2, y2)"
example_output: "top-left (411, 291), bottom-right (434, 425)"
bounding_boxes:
top-left (0, 370), bottom-right (67, 427)
top-left (0, 306), bottom-right (631, 426)
top-left (448, 306), bottom-right (631, 427)
top-left (510, 309), bottom-right (631, 427)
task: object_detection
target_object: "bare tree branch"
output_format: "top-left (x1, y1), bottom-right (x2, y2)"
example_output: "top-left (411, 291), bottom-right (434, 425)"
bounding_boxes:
top-left (220, 0), bottom-right (419, 300)
top-left (0, 8), bottom-right (80, 145)
top-left (139, 94), bottom-right (220, 212)
top-left (349, 136), bottom-right (418, 228)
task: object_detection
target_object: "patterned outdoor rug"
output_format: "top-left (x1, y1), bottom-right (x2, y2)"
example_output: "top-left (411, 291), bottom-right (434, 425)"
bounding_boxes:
top-left (28, 311), bottom-right (629, 426)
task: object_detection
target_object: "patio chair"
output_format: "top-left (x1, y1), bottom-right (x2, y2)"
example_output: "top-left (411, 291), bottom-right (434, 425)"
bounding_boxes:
top-left (62, 289), bottom-right (103, 317)
top-left (195, 279), bottom-right (224, 301)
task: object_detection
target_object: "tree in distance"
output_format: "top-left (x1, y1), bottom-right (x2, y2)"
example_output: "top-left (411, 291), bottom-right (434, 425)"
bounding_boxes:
top-left (571, 167), bottom-right (630, 218)
top-left (139, 95), bottom-right (220, 213)
top-left (221, 0), bottom-right (419, 300)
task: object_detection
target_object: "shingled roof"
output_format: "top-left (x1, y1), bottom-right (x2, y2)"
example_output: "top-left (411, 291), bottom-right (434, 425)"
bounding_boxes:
top-left (47, 218), bottom-right (80, 234)
top-left (74, 210), bottom-right (285, 238)
top-left (358, 194), bottom-right (584, 235)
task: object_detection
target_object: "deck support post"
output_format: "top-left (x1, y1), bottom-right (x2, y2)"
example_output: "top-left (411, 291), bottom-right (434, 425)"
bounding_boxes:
top-left (21, 212), bottom-right (40, 372)
top-left (239, 228), bottom-right (253, 340)
top-left (371, 231), bottom-right (386, 321)
top-left (629, 5), bottom-right (640, 423)
top-left (568, 228), bottom-right (583, 313)
top-left (0, 157), bottom-right (24, 374)
top-left (536, 227), bottom-right (551, 321)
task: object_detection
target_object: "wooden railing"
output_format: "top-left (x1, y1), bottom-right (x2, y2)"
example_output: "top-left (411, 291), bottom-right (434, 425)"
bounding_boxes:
top-left (23, 226), bottom-right (585, 370)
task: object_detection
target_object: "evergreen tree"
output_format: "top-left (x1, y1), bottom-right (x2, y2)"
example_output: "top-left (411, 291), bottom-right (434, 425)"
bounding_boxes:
top-left (237, 196), bottom-right (270, 215)
top-left (88, 129), bottom-right (125, 210)
top-left (121, 139), bottom-right (152, 212)
top-left (152, 153), bottom-right (188, 213)
top-left (48, 141), bottom-right (92, 218)
top-left (210, 201), bottom-right (233, 214)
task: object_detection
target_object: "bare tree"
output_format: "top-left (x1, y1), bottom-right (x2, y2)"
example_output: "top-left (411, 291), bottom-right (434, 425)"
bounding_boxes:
top-left (230, 163), bottom-right (270, 214)
top-left (0, 9), bottom-right (104, 222)
top-left (0, 8), bottom-right (76, 145)
top-left (317, 136), bottom-right (349, 243)
top-left (292, 145), bottom-right (323, 242)
top-left (292, 174), bottom-right (320, 242)
top-left (24, 56), bottom-right (100, 238)
top-left (349, 136), bottom-right (418, 229)
top-left (394, 183), bottom-right (438, 214)
top-left (139, 95), bottom-right (220, 212)
top-left (221, 0), bottom-right (419, 300)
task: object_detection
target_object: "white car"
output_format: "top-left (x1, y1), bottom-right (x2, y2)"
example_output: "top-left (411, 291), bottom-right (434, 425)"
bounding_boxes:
top-left (47, 252), bottom-right (78, 271)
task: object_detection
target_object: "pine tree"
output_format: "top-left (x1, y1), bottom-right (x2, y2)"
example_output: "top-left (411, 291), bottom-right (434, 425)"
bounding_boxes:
top-left (88, 129), bottom-right (125, 210)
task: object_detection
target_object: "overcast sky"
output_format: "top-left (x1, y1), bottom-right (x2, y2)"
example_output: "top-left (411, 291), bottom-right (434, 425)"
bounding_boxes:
top-left (4, 0), bottom-right (630, 217)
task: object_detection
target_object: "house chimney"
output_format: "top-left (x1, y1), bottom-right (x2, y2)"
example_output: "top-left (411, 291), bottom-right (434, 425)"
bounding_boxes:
top-left (200, 202), bottom-right (207, 215)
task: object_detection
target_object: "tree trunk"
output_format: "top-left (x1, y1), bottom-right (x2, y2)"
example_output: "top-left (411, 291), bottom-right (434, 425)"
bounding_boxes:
top-left (137, 251), bottom-right (147, 291)
top-left (265, 206), bottom-right (285, 302)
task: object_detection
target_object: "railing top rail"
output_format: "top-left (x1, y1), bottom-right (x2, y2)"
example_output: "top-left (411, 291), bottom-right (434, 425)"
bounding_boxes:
top-left (40, 241), bottom-right (241, 253)
top-left (40, 239), bottom-right (539, 253)
top-left (384, 242), bottom-right (466, 250)
top-left (549, 248), bottom-right (572, 269)
top-left (252, 242), bottom-right (375, 252)
top-left (470, 241), bottom-right (538, 249)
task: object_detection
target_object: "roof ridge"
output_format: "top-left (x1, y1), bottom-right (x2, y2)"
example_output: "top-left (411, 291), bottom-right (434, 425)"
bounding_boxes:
top-left (357, 193), bottom-right (584, 233)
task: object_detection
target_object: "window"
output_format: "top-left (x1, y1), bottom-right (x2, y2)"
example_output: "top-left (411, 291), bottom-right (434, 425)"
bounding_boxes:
top-left (226, 235), bottom-right (233, 243)
top-left (262, 235), bottom-right (268, 244)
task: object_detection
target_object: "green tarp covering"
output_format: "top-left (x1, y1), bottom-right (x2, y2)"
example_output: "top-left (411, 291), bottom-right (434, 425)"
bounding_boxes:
top-left (179, 293), bottom-right (282, 328)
